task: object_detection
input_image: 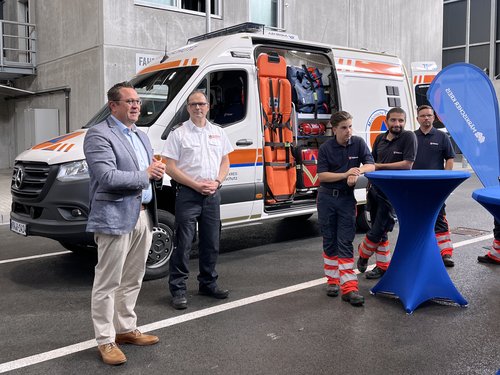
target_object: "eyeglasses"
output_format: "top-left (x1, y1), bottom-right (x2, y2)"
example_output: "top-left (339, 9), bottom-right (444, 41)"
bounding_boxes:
top-left (188, 102), bottom-right (208, 108)
top-left (116, 99), bottom-right (142, 106)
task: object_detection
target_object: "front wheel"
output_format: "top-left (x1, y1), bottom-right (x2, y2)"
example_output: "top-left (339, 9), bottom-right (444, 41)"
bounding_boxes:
top-left (144, 210), bottom-right (175, 281)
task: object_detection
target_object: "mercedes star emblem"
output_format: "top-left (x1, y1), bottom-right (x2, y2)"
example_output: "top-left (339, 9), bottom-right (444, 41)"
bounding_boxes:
top-left (14, 167), bottom-right (24, 189)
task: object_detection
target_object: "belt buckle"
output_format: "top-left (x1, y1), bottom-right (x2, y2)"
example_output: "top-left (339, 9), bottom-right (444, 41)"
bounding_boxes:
top-left (332, 189), bottom-right (339, 197)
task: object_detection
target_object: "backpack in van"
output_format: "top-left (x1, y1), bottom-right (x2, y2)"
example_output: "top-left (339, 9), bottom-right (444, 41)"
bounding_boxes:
top-left (287, 65), bottom-right (329, 115)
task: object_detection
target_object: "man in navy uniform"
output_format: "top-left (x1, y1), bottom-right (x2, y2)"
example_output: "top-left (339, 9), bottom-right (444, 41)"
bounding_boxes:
top-left (317, 111), bottom-right (374, 306)
top-left (357, 107), bottom-right (417, 279)
top-left (412, 104), bottom-right (456, 267)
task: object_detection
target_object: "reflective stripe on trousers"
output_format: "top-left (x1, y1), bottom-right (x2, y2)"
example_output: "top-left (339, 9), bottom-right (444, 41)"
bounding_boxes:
top-left (488, 239), bottom-right (500, 262)
top-left (375, 240), bottom-right (391, 270)
top-left (358, 236), bottom-right (379, 259)
top-left (339, 257), bottom-right (358, 294)
top-left (323, 253), bottom-right (339, 284)
top-left (436, 231), bottom-right (453, 257)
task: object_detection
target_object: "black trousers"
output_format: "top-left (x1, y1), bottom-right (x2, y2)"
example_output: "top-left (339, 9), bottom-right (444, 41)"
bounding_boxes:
top-left (494, 219), bottom-right (500, 241)
top-left (169, 186), bottom-right (221, 296)
top-left (366, 185), bottom-right (396, 243)
top-left (317, 191), bottom-right (356, 259)
top-left (434, 204), bottom-right (449, 234)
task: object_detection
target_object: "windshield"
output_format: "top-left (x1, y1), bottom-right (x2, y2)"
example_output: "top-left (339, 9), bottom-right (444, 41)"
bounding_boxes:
top-left (84, 66), bottom-right (198, 128)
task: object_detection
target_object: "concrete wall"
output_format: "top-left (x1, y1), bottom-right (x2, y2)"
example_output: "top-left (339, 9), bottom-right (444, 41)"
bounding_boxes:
top-left (1, 0), bottom-right (443, 168)
top-left (0, 99), bottom-right (15, 169)
top-left (285, 0), bottom-right (443, 70)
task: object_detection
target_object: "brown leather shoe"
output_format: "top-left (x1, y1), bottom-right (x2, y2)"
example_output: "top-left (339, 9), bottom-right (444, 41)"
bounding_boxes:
top-left (98, 342), bottom-right (127, 365)
top-left (116, 329), bottom-right (159, 346)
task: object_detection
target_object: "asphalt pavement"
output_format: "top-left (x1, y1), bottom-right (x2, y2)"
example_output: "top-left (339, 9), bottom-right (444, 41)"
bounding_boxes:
top-left (0, 167), bottom-right (498, 374)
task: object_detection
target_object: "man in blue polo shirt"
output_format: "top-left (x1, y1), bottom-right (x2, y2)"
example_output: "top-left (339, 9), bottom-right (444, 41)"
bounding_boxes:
top-left (412, 104), bottom-right (456, 267)
top-left (317, 111), bottom-right (374, 306)
top-left (357, 107), bottom-right (417, 279)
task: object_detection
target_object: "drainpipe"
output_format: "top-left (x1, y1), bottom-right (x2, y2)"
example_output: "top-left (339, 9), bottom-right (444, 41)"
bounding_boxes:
top-left (206, 0), bottom-right (210, 33)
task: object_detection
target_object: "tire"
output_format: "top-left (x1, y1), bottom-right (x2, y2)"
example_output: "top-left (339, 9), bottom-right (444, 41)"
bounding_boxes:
top-left (356, 204), bottom-right (371, 233)
top-left (144, 210), bottom-right (175, 281)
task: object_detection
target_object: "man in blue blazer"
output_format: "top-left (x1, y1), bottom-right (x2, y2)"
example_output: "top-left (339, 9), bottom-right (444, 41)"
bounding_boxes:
top-left (84, 81), bottom-right (165, 365)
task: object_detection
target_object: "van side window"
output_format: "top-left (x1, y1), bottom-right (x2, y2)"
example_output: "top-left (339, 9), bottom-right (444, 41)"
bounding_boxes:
top-left (206, 70), bottom-right (248, 127)
top-left (164, 70), bottom-right (248, 137)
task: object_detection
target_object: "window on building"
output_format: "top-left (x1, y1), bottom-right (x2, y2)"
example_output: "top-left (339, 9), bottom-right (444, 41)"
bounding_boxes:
top-left (443, 0), bottom-right (466, 48)
top-left (470, 0), bottom-right (491, 44)
top-left (470, 44), bottom-right (490, 73)
top-left (496, 43), bottom-right (500, 76)
top-left (135, 0), bottom-right (221, 16)
top-left (250, 0), bottom-right (281, 28)
top-left (443, 48), bottom-right (466, 67)
top-left (443, 0), bottom-right (500, 77)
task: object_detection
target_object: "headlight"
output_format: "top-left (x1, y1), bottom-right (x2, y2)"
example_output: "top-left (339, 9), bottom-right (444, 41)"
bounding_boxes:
top-left (57, 160), bottom-right (89, 182)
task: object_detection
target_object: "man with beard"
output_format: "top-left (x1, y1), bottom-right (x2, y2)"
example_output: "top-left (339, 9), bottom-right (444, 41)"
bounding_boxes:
top-left (412, 105), bottom-right (456, 267)
top-left (357, 107), bottom-right (417, 279)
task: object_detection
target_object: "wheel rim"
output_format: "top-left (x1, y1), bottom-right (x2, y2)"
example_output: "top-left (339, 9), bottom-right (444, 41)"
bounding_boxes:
top-left (147, 225), bottom-right (173, 269)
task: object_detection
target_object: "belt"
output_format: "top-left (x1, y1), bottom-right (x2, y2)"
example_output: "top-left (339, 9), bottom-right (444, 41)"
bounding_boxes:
top-left (319, 186), bottom-right (350, 197)
top-left (140, 204), bottom-right (147, 211)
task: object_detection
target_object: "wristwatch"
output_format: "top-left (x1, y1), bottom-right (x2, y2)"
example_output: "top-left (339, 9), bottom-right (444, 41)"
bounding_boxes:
top-left (215, 179), bottom-right (222, 189)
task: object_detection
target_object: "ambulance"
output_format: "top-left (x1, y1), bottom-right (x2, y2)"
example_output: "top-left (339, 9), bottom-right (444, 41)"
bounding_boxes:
top-left (10, 23), bottom-right (418, 280)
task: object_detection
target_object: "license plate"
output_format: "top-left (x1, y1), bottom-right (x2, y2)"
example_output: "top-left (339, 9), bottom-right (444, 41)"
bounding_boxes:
top-left (10, 219), bottom-right (27, 236)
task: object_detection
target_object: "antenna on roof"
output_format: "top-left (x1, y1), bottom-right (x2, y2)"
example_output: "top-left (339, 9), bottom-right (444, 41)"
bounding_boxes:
top-left (160, 22), bottom-right (169, 63)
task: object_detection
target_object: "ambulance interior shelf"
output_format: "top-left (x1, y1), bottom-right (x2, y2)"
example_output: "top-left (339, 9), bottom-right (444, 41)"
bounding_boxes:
top-left (293, 111), bottom-right (331, 140)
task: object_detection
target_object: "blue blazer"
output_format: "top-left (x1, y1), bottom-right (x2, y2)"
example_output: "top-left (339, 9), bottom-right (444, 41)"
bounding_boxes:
top-left (84, 117), bottom-right (159, 235)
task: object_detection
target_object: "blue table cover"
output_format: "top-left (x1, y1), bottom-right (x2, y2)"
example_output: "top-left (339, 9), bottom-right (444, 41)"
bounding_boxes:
top-left (472, 186), bottom-right (500, 222)
top-left (365, 170), bottom-right (470, 313)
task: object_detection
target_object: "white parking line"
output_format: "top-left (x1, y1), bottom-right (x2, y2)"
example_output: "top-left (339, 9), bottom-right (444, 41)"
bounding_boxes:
top-left (0, 251), bottom-right (71, 265)
top-left (0, 234), bottom-right (494, 373)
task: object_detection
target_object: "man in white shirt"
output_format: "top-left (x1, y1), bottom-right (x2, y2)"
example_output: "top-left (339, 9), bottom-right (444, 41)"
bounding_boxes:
top-left (162, 90), bottom-right (233, 309)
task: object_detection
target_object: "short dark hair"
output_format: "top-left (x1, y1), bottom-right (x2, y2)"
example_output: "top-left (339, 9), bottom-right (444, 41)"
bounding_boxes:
top-left (107, 81), bottom-right (134, 102)
top-left (329, 110), bottom-right (353, 127)
top-left (417, 104), bottom-right (433, 114)
top-left (386, 107), bottom-right (406, 120)
top-left (186, 90), bottom-right (209, 104)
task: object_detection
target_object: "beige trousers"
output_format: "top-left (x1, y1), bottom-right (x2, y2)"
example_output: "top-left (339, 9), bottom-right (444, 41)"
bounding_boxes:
top-left (91, 210), bottom-right (152, 345)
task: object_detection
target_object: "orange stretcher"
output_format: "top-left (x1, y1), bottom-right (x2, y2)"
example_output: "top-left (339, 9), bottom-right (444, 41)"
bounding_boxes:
top-left (257, 52), bottom-right (296, 204)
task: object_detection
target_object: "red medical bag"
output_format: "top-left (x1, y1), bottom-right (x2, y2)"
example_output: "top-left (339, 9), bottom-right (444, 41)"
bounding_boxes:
top-left (296, 146), bottom-right (320, 191)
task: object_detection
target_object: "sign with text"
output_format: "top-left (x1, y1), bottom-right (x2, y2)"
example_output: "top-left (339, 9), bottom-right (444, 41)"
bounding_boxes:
top-left (136, 53), bottom-right (161, 73)
top-left (428, 63), bottom-right (500, 187)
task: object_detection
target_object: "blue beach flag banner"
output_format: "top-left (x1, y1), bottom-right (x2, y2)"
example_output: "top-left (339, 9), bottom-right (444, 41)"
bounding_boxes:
top-left (427, 63), bottom-right (500, 187)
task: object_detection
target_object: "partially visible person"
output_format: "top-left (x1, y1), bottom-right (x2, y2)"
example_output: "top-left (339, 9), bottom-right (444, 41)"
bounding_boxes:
top-left (317, 111), bottom-right (375, 306)
top-left (357, 107), bottom-right (417, 279)
top-left (478, 219), bottom-right (500, 265)
top-left (84, 82), bottom-right (164, 365)
top-left (412, 105), bottom-right (456, 267)
top-left (162, 90), bottom-right (233, 310)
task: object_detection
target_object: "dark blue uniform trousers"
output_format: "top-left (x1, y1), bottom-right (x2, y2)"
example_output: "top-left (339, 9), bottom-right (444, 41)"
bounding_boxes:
top-left (317, 192), bottom-right (357, 259)
top-left (366, 185), bottom-right (396, 243)
top-left (169, 186), bottom-right (221, 296)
